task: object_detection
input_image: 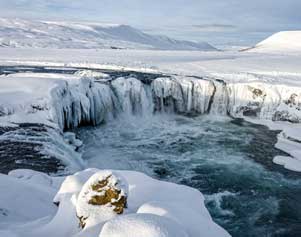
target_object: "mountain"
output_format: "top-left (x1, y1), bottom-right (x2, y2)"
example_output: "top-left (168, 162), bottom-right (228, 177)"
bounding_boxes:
top-left (0, 18), bottom-right (216, 51)
top-left (245, 31), bottom-right (301, 52)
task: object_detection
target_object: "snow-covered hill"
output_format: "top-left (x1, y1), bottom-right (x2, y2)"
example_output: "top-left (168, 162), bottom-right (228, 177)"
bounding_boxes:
top-left (247, 31), bottom-right (301, 52)
top-left (0, 18), bottom-right (216, 51)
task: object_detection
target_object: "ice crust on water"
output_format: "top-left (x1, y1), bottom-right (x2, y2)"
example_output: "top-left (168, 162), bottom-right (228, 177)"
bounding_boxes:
top-left (0, 169), bottom-right (231, 237)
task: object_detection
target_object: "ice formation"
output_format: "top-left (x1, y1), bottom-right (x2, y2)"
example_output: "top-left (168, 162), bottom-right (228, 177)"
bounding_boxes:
top-left (2, 71), bottom-right (301, 172)
top-left (151, 77), bottom-right (215, 114)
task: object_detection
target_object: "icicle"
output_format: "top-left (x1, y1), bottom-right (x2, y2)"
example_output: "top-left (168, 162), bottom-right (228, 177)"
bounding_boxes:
top-left (111, 77), bottom-right (154, 117)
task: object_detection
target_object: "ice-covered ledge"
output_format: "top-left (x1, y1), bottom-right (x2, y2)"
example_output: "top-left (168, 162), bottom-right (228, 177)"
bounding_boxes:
top-left (0, 168), bottom-right (231, 237)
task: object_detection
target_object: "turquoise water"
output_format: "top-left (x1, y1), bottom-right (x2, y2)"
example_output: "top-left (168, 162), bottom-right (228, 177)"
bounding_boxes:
top-left (77, 114), bottom-right (301, 237)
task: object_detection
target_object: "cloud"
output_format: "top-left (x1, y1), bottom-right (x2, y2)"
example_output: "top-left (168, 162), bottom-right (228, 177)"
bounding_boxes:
top-left (192, 24), bottom-right (237, 32)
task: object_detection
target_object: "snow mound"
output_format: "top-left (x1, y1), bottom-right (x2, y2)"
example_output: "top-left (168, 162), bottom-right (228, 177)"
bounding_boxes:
top-left (0, 169), bottom-right (230, 237)
top-left (0, 18), bottom-right (216, 51)
top-left (137, 201), bottom-right (229, 237)
top-left (249, 31), bottom-right (301, 52)
top-left (99, 213), bottom-right (188, 237)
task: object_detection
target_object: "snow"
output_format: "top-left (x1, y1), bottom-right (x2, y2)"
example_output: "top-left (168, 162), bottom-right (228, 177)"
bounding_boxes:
top-left (74, 70), bottom-right (110, 80)
top-left (99, 213), bottom-right (188, 237)
top-left (0, 172), bottom-right (57, 228)
top-left (249, 31), bottom-right (301, 53)
top-left (0, 18), bottom-right (216, 51)
top-left (137, 201), bottom-right (229, 237)
top-left (0, 169), bottom-right (230, 237)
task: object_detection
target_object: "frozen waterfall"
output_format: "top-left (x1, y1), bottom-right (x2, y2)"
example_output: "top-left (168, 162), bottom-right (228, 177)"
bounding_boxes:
top-left (50, 74), bottom-right (301, 131)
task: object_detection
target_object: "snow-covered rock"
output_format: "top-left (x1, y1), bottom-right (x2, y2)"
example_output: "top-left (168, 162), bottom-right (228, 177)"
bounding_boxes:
top-left (0, 169), bottom-right (230, 237)
top-left (0, 18), bottom-right (216, 51)
top-left (226, 82), bottom-right (301, 122)
top-left (76, 171), bottom-right (128, 228)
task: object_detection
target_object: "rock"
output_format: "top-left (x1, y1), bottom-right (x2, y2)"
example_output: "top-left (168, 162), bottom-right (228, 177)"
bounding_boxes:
top-left (76, 170), bottom-right (128, 228)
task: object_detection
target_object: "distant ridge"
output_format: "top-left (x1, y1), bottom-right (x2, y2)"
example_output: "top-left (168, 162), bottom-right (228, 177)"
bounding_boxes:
top-left (0, 18), bottom-right (217, 51)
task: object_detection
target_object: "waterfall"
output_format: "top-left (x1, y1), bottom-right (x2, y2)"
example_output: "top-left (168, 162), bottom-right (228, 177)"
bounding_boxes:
top-left (111, 77), bottom-right (154, 117)
top-left (210, 80), bottom-right (229, 116)
top-left (151, 76), bottom-right (215, 115)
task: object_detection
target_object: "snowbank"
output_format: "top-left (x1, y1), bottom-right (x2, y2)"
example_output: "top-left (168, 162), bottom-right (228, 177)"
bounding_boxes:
top-left (0, 169), bottom-right (230, 237)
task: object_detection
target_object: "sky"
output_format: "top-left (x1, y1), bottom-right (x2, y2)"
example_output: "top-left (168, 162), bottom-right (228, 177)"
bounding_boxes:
top-left (0, 0), bottom-right (300, 46)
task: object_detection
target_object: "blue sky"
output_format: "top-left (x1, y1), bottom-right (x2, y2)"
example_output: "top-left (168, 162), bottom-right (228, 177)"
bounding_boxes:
top-left (0, 0), bottom-right (300, 46)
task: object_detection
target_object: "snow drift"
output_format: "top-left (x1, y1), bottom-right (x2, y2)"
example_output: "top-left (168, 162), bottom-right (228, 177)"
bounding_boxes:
top-left (0, 18), bottom-right (216, 51)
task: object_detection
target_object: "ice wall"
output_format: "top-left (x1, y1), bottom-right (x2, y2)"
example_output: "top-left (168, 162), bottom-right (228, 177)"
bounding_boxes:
top-left (50, 75), bottom-right (301, 131)
top-left (51, 78), bottom-right (119, 130)
top-left (151, 77), bottom-right (215, 115)
top-left (111, 77), bottom-right (153, 116)
top-left (226, 82), bottom-right (301, 122)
